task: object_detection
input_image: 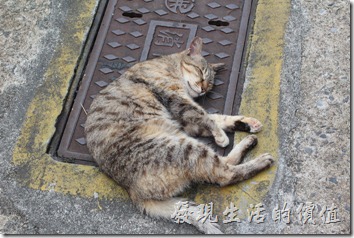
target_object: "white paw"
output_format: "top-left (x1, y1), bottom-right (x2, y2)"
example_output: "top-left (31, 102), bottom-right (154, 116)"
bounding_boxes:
top-left (242, 117), bottom-right (263, 133)
top-left (215, 133), bottom-right (229, 147)
top-left (241, 135), bottom-right (258, 148)
top-left (255, 153), bottom-right (275, 167)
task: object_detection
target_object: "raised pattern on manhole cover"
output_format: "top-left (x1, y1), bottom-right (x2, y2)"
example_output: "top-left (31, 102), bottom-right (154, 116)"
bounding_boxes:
top-left (134, 19), bottom-right (147, 25)
top-left (137, 7), bottom-right (150, 13)
top-left (215, 52), bottom-right (230, 59)
top-left (218, 40), bottom-right (233, 46)
top-left (221, 27), bottom-right (234, 34)
top-left (108, 42), bottom-right (121, 48)
top-left (122, 56), bottom-right (136, 62)
top-left (226, 4), bottom-right (240, 10)
top-left (208, 2), bottom-right (221, 9)
top-left (130, 31), bottom-right (143, 37)
top-left (126, 43), bottom-right (140, 50)
top-left (202, 38), bottom-right (213, 44)
top-left (104, 54), bottom-right (119, 60)
top-left (223, 15), bottom-right (237, 22)
top-left (154, 9), bottom-right (168, 16)
top-left (75, 137), bottom-right (87, 145)
top-left (99, 67), bottom-right (113, 74)
top-left (119, 6), bottom-right (132, 12)
top-left (187, 12), bottom-right (199, 19)
top-left (95, 80), bottom-right (109, 87)
top-left (201, 51), bottom-right (210, 57)
top-left (204, 14), bottom-right (218, 20)
top-left (57, 0), bottom-right (253, 163)
top-left (214, 79), bottom-right (225, 86)
top-left (116, 17), bottom-right (129, 23)
top-left (207, 91), bottom-right (224, 100)
top-left (202, 26), bottom-right (215, 32)
top-left (112, 29), bottom-right (125, 35)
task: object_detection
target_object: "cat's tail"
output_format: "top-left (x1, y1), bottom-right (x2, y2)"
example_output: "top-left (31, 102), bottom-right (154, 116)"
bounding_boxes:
top-left (139, 198), bottom-right (223, 234)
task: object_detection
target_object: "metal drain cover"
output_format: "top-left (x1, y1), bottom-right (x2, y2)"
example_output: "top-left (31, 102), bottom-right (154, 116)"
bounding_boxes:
top-left (57, 0), bottom-right (253, 163)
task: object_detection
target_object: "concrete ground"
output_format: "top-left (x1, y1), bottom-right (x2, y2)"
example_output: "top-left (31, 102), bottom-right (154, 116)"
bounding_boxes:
top-left (0, 0), bottom-right (350, 235)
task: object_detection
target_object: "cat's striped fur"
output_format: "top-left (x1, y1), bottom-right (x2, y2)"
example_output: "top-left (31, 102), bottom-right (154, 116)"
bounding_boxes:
top-left (85, 37), bottom-right (274, 234)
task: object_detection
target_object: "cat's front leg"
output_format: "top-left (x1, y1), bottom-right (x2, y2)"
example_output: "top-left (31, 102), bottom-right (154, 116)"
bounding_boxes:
top-left (212, 128), bottom-right (229, 147)
top-left (209, 114), bottom-right (263, 133)
top-left (169, 96), bottom-right (229, 147)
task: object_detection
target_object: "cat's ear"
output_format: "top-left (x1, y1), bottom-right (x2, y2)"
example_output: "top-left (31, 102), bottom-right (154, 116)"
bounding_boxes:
top-left (188, 37), bottom-right (203, 57)
top-left (210, 63), bottom-right (226, 73)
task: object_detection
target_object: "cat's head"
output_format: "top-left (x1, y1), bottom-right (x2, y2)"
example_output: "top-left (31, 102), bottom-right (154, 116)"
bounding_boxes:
top-left (181, 37), bottom-right (225, 98)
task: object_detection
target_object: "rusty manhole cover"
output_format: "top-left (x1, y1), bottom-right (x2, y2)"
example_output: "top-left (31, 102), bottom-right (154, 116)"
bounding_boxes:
top-left (57, 0), bottom-right (253, 164)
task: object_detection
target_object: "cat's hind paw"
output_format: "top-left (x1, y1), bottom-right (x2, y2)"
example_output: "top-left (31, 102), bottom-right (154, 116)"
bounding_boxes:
top-left (254, 153), bottom-right (275, 169)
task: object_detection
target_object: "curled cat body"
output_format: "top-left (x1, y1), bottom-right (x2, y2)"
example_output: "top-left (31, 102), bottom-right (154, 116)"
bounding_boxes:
top-left (85, 37), bottom-right (274, 234)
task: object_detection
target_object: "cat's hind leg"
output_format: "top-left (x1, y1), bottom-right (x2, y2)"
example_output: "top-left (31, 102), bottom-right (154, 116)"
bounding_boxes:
top-left (173, 136), bottom-right (274, 186)
top-left (224, 135), bottom-right (258, 165)
top-left (127, 135), bottom-right (273, 233)
top-left (127, 133), bottom-right (267, 198)
top-left (217, 153), bottom-right (274, 186)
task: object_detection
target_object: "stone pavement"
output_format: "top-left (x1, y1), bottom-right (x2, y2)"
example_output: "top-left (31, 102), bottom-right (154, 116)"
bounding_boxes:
top-left (0, 0), bottom-right (350, 234)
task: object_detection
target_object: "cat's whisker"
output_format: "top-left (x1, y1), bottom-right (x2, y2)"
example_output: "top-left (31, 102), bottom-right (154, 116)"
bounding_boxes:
top-left (200, 93), bottom-right (207, 106)
top-left (80, 103), bottom-right (88, 115)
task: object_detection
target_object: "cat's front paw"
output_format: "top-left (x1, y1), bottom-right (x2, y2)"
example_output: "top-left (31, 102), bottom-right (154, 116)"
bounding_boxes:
top-left (215, 132), bottom-right (229, 148)
top-left (234, 117), bottom-right (263, 133)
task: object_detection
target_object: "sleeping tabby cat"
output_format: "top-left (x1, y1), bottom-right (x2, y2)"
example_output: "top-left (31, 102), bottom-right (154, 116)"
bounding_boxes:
top-left (85, 37), bottom-right (274, 234)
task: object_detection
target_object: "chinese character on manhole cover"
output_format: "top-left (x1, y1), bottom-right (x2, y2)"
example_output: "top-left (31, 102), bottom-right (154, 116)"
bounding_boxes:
top-left (154, 30), bottom-right (184, 48)
top-left (165, 0), bottom-right (195, 14)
